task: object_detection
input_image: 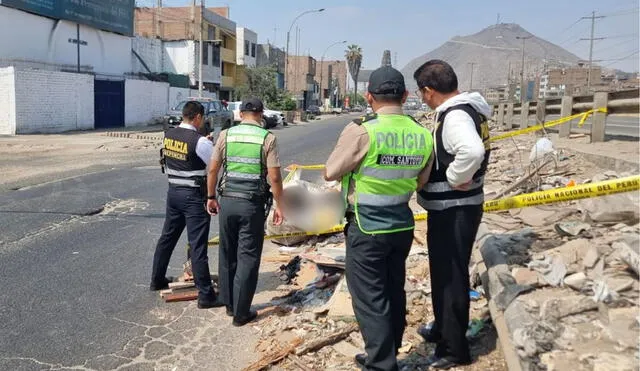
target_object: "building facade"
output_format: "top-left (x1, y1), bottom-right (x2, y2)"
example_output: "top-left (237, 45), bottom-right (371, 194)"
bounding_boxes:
top-left (0, 4), bottom-right (132, 76)
top-left (287, 55), bottom-right (318, 109)
top-left (318, 60), bottom-right (347, 108)
top-left (134, 6), bottom-right (237, 99)
top-left (256, 44), bottom-right (285, 89)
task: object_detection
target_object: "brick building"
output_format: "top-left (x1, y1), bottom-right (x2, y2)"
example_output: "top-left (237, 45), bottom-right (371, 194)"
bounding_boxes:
top-left (318, 60), bottom-right (347, 108)
top-left (287, 55), bottom-right (318, 109)
top-left (134, 6), bottom-right (238, 99)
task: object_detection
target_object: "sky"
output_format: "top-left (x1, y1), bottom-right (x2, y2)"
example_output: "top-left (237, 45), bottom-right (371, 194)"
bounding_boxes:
top-left (137, 0), bottom-right (640, 73)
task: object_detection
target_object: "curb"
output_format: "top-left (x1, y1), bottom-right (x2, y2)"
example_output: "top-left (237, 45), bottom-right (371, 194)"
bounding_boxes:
top-left (473, 224), bottom-right (527, 371)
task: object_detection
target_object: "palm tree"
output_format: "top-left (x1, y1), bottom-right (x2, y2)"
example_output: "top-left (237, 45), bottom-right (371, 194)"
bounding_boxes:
top-left (345, 45), bottom-right (363, 107)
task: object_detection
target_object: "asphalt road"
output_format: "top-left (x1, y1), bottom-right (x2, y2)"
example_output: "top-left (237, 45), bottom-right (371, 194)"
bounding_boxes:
top-left (0, 115), bottom-right (352, 370)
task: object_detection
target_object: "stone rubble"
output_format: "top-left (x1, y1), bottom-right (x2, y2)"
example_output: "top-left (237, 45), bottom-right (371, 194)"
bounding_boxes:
top-left (245, 131), bottom-right (637, 370)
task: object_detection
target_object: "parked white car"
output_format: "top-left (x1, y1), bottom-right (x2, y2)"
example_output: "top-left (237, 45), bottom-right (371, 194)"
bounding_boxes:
top-left (228, 101), bottom-right (285, 129)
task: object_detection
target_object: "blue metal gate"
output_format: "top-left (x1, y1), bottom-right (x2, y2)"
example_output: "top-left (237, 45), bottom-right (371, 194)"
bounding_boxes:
top-left (94, 79), bottom-right (124, 129)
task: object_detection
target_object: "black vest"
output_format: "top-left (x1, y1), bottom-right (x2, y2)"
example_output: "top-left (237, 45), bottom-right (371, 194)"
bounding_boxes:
top-left (418, 104), bottom-right (491, 210)
top-left (163, 127), bottom-right (207, 187)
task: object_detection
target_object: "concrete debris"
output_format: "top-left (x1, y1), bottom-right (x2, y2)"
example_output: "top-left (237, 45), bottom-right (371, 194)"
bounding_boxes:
top-left (527, 255), bottom-right (567, 287)
top-left (563, 272), bottom-right (588, 291)
top-left (540, 295), bottom-right (598, 319)
top-left (331, 340), bottom-right (361, 358)
top-left (592, 352), bottom-right (637, 371)
top-left (579, 193), bottom-right (640, 224)
top-left (512, 267), bottom-right (541, 286)
top-left (554, 221), bottom-right (591, 237)
top-left (582, 245), bottom-right (601, 269)
top-left (612, 241), bottom-right (640, 276)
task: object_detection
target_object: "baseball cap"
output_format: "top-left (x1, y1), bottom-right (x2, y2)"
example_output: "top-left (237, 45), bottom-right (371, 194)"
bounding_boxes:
top-left (240, 97), bottom-right (264, 112)
top-left (367, 66), bottom-right (406, 95)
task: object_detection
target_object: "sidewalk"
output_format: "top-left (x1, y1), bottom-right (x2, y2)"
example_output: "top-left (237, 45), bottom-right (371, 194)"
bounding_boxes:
top-left (552, 135), bottom-right (639, 172)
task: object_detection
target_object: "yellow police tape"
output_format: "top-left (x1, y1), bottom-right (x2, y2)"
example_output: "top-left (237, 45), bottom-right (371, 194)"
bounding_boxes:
top-left (207, 174), bottom-right (639, 245)
top-left (490, 108), bottom-right (607, 142)
top-left (282, 108), bottom-right (609, 180)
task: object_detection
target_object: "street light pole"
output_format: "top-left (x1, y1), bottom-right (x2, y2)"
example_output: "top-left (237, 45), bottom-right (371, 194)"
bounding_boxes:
top-left (198, 0), bottom-right (204, 98)
top-left (516, 35), bottom-right (532, 104)
top-left (284, 8), bottom-right (325, 92)
top-left (319, 40), bottom-right (347, 108)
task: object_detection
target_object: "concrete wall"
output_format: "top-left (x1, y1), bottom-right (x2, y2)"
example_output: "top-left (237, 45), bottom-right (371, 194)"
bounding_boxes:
top-left (0, 6), bottom-right (132, 76)
top-left (9, 68), bottom-right (94, 134)
top-left (132, 36), bottom-right (163, 74)
top-left (125, 80), bottom-right (170, 127)
top-left (236, 27), bottom-right (257, 67)
top-left (0, 67), bottom-right (16, 135)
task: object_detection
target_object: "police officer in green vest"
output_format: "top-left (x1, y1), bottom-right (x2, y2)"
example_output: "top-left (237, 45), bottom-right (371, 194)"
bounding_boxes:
top-left (206, 97), bottom-right (284, 327)
top-left (325, 66), bottom-right (434, 371)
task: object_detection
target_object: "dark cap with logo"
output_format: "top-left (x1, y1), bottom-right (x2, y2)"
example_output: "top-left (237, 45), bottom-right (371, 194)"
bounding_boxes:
top-left (240, 97), bottom-right (264, 112)
top-left (367, 66), bottom-right (406, 95)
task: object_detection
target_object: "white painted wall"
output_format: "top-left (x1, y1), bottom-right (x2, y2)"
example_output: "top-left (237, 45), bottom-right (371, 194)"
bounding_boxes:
top-left (0, 6), bottom-right (132, 76)
top-left (125, 80), bottom-right (170, 127)
top-left (0, 67), bottom-right (16, 135)
top-left (236, 27), bottom-right (257, 67)
top-left (132, 36), bottom-right (163, 74)
top-left (10, 68), bottom-right (94, 134)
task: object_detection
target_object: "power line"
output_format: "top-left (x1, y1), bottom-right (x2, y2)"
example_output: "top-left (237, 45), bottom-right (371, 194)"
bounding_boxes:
top-left (600, 7), bottom-right (639, 17)
top-left (602, 50), bottom-right (639, 67)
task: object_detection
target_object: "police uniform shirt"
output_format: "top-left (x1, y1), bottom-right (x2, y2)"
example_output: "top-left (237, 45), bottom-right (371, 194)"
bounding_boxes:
top-left (177, 122), bottom-right (214, 166)
top-left (211, 119), bottom-right (280, 168)
top-left (325, 106), bottom-right (434, 204)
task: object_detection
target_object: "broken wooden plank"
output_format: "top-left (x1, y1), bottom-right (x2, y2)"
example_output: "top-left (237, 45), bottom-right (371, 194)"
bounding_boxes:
top-left (295, 323), bottom-right (359, 356)
top-left (243, 337), bottom-right (303, 371)
top-left (168, 281), bottom-right (195, 289)
top-left (164, 288), bottom-right (198, 302)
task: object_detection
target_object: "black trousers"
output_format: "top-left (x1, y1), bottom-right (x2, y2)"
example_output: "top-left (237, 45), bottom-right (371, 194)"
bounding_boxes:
top-left (152, 186), bottom-right (215, 301)
top-left (218, 196), bottom-right (266, 318)
top-left (427, 204), bottom-right (483, 363)
top-left (345, 218), bottom-right (413, 371)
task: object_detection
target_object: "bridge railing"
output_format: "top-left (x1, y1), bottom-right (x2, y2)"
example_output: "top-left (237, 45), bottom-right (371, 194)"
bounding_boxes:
top-left (492, 88), bottom-right (639, 142)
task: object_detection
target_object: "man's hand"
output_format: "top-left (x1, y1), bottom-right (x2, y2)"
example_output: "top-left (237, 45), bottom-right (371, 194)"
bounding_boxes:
top-left (206, 199), bottom-right (219, 216)
top-left (452, 180), bottom-right (472, 191)
top-left (272, 206), bottom-right (284, 226)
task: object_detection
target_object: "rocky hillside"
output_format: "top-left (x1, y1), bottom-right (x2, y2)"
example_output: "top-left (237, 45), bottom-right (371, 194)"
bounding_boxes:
top-left (402, 23), bottom-right (582, 91)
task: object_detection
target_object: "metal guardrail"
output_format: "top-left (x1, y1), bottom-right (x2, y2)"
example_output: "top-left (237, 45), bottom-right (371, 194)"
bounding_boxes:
top-left (493, 88), bottom-right (639, 142)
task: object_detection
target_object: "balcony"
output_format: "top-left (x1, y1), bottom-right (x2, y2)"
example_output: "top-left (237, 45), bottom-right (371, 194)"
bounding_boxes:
top-left (222, 75), bottom-right (235, 88)
top-left (221, 47), bottom-right (235, 64)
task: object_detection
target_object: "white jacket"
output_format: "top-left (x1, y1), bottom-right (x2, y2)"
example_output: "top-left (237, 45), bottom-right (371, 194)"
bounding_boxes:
top-left (434, 92), bottom-right (492, 187)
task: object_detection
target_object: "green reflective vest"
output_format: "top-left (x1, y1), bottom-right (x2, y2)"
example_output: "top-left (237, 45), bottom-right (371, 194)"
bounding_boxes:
top-left (342, 114), bottom-right (433, 234)
top-left (222, 124), bottom-right (269, 195)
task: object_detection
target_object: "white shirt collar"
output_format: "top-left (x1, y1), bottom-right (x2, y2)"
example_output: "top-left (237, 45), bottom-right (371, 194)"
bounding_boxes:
top-left (178, 122), bottom-right (197, 131)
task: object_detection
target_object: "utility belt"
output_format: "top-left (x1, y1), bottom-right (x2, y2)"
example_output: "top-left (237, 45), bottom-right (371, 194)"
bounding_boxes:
top-left (168, 176), bottom-right (207, 197)
top-left (219, 189), bottom-right (274, 214)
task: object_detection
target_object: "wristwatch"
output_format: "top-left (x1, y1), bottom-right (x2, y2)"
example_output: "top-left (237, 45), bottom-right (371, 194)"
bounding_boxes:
top-left (207, 195), bottom-right (216, 200)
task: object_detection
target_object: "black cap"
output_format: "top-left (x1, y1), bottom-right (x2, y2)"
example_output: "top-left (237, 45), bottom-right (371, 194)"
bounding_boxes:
top-left (240, 97), bottom-right (264, 112)
top-left (367, 66), bottom-right (406, 95)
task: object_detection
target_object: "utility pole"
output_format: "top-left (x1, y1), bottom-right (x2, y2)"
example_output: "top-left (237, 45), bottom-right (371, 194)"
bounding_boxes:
top-left (516, 36), bottom-right (532, 103)
top-left (156, 0), bottom-right (162, 39)
top-left (580, 11), bottom-right (605, 92)
top-left (198, 0), bottom-right (204, 97)
top-left (468, 62), bottom-right (476, 90)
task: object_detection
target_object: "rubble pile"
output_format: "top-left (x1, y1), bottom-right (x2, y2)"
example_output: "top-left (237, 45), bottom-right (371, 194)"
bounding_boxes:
top-left (244, 131), bottom-right (637, 370)
top-left (473, 134), bottom-right (640, 371)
